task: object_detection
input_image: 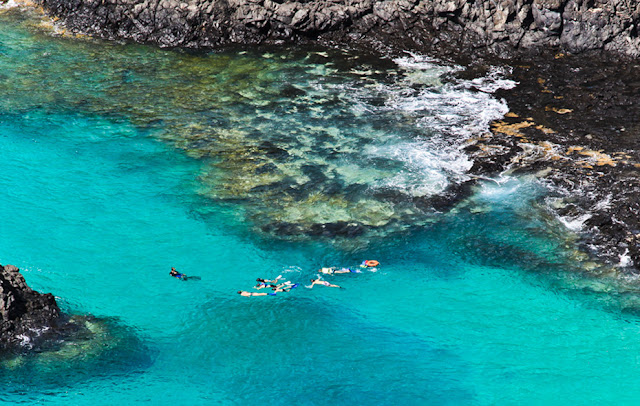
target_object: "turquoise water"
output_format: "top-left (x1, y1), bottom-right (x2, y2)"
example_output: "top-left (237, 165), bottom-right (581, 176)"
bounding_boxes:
top-left (3, 7), bottom-right (640, 405)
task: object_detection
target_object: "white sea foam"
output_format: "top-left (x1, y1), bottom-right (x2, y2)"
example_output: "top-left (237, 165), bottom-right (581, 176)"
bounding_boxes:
top-left (0, 0), bottom-right (19, 9)
top-left (594, 194), bottom-right (613, 211)
top-left (617, 249), bottom-right (633, 268)
top-left (558, 213), bottom-right (592, 232)
top-left (390, 56), bottom-right (513, 139)
top-left (476, 178), bottom-right (522, 201)
top-left (465, 66), bottom-right (518, 93)
top-left (16, 334), bottom-right (32, 348)
top-left (367, 139), bottom-right (472, 197)
top-left (345, 53), bottom-right (514, 197)
top-left (393, 52), bottom-right (457, 87)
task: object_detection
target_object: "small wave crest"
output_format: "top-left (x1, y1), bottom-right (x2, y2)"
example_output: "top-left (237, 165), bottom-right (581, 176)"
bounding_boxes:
top-left (557, 212), bottom-right (592, 232)
top-left (15, 334), bottom-right (32, 348)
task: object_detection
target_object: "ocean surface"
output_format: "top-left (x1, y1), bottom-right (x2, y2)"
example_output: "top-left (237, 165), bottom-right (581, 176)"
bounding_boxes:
top-left (3, 6), bottom-right (640, 405)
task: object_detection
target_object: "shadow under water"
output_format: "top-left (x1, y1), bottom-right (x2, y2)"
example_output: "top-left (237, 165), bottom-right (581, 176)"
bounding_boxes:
top-left (0, 314), bottom-right (155, 393)
top-left (180, 296), bottom-right (474, 405)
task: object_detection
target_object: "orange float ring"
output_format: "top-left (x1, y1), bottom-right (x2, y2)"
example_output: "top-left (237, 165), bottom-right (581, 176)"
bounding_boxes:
top-left (364, 260), bottom-right (379, 267)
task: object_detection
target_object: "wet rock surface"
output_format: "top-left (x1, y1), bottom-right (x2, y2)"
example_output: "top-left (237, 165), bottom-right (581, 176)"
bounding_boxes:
top-left (463, 53), bottom-right (640, 272)
top-left (0, 264), bottom-right (61, 352)
top-left (35, 0), bottom-right (640, 58)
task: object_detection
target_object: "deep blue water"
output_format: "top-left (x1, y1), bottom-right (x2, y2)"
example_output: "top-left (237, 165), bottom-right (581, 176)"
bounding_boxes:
top-left (3, 7), bottom-right (640, 405)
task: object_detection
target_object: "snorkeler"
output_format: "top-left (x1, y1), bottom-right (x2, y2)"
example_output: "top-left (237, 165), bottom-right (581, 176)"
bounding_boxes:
top-left (319, 267), bottom-right (360, 274)
top-left (257, 275), bottom-right (283, 284)
top-left (170, 267), bottom-right (187, 281)
top-left (255, 275), bottom-right (286, 289)
top-left (273, 283), bottom-right (299, 292)
top-left (254, 281), bottom-right (277, 290)
top-left (308, 279), bottom-right (341, 289)
top-left (238, 283), bottom-right (298, 297)
top-left (238, 290), bottom-right (274, 297)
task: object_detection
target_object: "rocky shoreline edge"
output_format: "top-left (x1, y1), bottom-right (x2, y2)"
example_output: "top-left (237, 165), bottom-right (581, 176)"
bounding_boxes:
top-left (30, 0), bottom-right (640, 59)
top-left (6, 0), bottom-right (640, 274)
top-left (467, 52), bottom-right (640, 273)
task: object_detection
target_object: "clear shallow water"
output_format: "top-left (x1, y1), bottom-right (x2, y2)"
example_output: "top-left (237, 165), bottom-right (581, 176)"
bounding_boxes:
top-left (3, 8), bottom-right (640, 406)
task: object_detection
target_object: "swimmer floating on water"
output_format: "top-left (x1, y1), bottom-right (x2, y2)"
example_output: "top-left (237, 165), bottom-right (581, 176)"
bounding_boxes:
top-left (170, 267), bottom-right (187, 281)
top-left (319, 267), bottom-right (360, 275)
top-left (239, 283), bottom-right (298, 297)
top-left (273, 283), bottom-right (299, 292)
top-left (254, 275), bottom-right (285, 289)
top-left (254, 282), bottom-right (276, 290)
top-left (308, 278), bottom-right (341, 289)
top-left (259, 275), bottom-right (283, 284)
top-left (238, 290), bottom-right (273, 297)
top-left (169, 267), bottom-right (201, 281)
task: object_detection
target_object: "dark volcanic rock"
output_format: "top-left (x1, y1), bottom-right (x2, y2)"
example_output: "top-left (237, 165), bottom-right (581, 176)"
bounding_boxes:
top-left (414, 180), bottom-right (476, 213)
top-left (465, 54), bottom-right (640, 271)
top-left (36, 0), bottom-right (640, 59)
top-left (0, 264), bottom-right (61, 352)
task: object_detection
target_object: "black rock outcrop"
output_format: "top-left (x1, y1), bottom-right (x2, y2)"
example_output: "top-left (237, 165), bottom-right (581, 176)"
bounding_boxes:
top-left (36, 0), bottom-right (640, 58)
top-left (0, 264), bottom-right (61, 352)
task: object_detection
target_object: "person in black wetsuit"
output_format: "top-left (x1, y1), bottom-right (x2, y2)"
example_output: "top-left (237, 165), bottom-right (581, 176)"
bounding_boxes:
top-left (170, 267), bottom-right (187, 280)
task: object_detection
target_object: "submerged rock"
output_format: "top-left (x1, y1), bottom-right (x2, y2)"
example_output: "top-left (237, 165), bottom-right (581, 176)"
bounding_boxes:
top-left (0, 312), bottom-right (155, 390)
top-left (0, 265), bottom-right (153, 378)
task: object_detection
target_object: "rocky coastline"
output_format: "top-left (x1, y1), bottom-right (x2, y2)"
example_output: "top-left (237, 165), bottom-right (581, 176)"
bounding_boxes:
top-left (25, 0), bottom-right (640, 273)
top-left (34, 0), bottom-right (640, 59)
top-left (465, 53), bottom-right (640, 272)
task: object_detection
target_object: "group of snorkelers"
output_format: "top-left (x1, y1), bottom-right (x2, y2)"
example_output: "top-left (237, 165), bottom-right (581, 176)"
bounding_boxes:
top-left (169, 260), bottom-right (379, 293)
top-left (238, 275), bottom-right (300, 296)
top-left (237, 260), bottom-right (380, 297)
